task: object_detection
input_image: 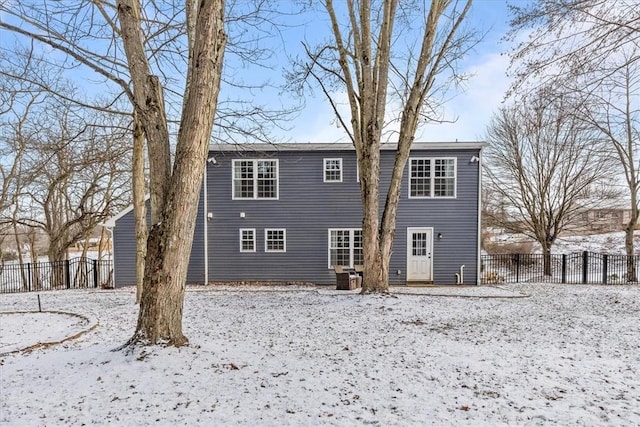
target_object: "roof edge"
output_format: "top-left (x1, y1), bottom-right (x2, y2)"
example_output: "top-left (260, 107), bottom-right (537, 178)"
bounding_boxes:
top-left (101, 195), bottom-right (149, 228)
top-left (209, 141), bottom-right (487, 152)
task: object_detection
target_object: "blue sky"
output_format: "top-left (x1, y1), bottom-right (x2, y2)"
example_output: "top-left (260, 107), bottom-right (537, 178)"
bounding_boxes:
top-left (0, 0), bottom-right (515, 144)
top-left (272, 0), bottom-right (515, 144)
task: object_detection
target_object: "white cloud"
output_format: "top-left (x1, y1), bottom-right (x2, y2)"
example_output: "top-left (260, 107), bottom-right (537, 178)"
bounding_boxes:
top-left (286, 51), bottom-right (512, 144)
top-left (416, 51), bottom-right (511, 142)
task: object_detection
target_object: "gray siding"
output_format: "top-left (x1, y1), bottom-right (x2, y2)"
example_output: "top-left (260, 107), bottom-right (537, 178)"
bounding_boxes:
top-left (113, 145), bottom-right (481, 286)
top-left (113, 186), bottom-right (205, 286)
top-left (113, 207), bottom-right (140, 286)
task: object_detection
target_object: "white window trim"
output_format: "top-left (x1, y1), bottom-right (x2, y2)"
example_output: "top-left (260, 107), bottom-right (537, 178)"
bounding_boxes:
top-left (408, 157), bottom-right (457, 199)
top-left (264, 228), bottom-right (286, 253)
top-left (239, 228), bottom-right (256, 253)
top-left (232, 159), bottom-right (279, 200)
top-left (323, 158), bottom-right (343, 183)
top-left (327, 228), bottom-right (362, 269)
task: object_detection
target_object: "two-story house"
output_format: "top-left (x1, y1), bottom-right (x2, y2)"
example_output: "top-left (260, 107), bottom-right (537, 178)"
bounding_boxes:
top-left (108, 142), bottom-right (485, 286)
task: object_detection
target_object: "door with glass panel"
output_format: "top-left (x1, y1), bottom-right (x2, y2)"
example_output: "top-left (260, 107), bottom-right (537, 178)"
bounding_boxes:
top-left (406, 227), bottom-right (433, 282)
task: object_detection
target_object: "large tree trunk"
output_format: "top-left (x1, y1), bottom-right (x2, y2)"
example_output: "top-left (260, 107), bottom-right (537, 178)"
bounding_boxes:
top-left (116, 1), bottom-right (171, 224)
top-left (360, 142), bottom-right (385, 292)
top-left (119, 0), bottom-right (227, 346)
top-left (132, 113), bottom-right (147, 304)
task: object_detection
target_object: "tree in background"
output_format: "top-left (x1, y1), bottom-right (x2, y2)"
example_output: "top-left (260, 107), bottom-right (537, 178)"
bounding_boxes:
top-left (484, 91), bottom-right (608, 276)
top-left (18, 101), bottom-right (131, 265)
top-left (508, 0), bottom-right (640, 280)
top-left (575, 52), bottom-right (640, 280)
top-left (291, 0), bottom-right (476, 292)
top-left (8, 97), bottom-right (131, 287)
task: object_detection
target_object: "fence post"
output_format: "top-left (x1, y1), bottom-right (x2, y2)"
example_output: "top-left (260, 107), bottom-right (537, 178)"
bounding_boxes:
top-left (516, 253), bottom-right (520, 283)
top-left (562, 254), bottom-right (567, 284)
top-left (65, 260), bottom-right (71, 289)
top-left (582, 251), bottom-right (589, 284)
top-left (93, 259), bottom-right (98, 288)
top-left (28, 263), bottom-right (32, 292)
top-left (602, 254), bottom-right (608, 285)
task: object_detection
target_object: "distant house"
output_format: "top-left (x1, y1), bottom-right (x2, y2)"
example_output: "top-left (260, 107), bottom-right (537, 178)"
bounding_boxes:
top-left (576, 204), bottom-right (634, 232)
top-left (69, 236), bottom-right (112, 254)
top-left (108, 142), bottom-right (486, 286)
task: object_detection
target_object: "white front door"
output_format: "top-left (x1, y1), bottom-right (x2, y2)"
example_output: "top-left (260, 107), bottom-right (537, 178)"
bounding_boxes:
top-left (407, 227), bottom-right (433, 282)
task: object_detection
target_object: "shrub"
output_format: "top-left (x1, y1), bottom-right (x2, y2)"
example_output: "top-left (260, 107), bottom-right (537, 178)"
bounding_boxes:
top-left (482, 270), bottom-right (504, 284)
top-left (483, 240), bottom-right (534, 255)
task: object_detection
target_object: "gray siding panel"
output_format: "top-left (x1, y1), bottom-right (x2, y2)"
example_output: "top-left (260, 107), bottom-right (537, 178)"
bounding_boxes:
top-left (113, 205), bottom-right (146, 287)
top-left (113, 145), bottom-right (481, 286)
top-left (208, 150), bottom-right (365, 284)
top-left (113, 187), bottom-right (205, 287)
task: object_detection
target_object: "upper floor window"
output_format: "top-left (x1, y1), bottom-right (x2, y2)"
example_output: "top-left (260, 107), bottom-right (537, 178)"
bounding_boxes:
top-left (233, 159), bottom-right (278, 199)
top-left (323, 158), bottom-right (343, 183)
top-left (409, 158), bottom-right (456, 198)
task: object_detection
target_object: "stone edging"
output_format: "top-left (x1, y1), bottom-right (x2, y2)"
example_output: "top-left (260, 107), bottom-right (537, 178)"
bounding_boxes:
top-left (0, 310), bottom-right (99, 356)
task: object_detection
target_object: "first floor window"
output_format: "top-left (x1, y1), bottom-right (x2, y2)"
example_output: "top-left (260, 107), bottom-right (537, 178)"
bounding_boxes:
top-left (409, 157), bottom-right (456, 198)
top-left (328, 229), bottom-right (363, 268)
top-left (240, 229), bottom-right (256, 252)
top-left (265, 229), bottom-right (286, 252)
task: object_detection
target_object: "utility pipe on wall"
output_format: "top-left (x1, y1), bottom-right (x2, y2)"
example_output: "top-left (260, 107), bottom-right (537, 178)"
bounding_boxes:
top-left (455, 264), bottom-right (465, 285)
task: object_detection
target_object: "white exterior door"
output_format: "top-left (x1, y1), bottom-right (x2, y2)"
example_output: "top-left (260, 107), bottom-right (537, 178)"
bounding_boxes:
top-left (407, 227), bottom-right (433, 282)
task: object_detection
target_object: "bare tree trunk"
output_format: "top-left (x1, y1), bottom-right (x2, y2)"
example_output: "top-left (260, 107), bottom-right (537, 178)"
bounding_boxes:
top-left (13, 222), bottom-right (28, 291)
top-left (132, 113), bottom-right (147, 304)
top-left (116, 1), bottom-right (171, 224)
top-left (316, 0), bottom-right (472, 293)
top-left (119, 0), bottom-right (227, 346)
top-left (48, 242), bottom-right (68, 289)
top-left (542, 245), bottom-right (552, 277)
top-left (97, 227), bottom-right (108, 263)
top-left (624, 212), bottom-right (638, 282)
top-left (27, 228), bottom-right (40, 291)
top-left (360, 140), bottom-right (386, 292)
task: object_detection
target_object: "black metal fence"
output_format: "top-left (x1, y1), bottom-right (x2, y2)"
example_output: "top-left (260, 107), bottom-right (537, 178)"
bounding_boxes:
top-left (481, 251), bottom-right (640, 284)
top-left (0, 257), bottom-right (113, 294)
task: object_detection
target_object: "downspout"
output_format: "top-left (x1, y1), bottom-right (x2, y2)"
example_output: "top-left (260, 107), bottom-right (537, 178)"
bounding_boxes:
top-left (203, 165), bottom-right (209, 285)
top-left (476, 147), bottom-right (484, 286)
top-left (203, 156), bottom-right (216, 285)
top-left (106, 225), bottom-right (116, 288)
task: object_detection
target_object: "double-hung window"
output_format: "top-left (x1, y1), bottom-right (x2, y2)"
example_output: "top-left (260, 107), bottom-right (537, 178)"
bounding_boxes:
top-left (328, 229), bottom-right (363, 268)
top-left (239, 229), bottom-right (256, 252)
top-left (323, 158), bottom-right (343, 182)
top-left (232, 159), bottom-right (279, 199)
top-left (409, 157), bottom-right (456, 198)
top-left (265, 229), bottom-right (286, 252)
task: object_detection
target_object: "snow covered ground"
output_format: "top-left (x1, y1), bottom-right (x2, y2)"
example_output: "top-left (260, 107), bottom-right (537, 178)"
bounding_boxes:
top-left (1, 284), bottom-right (638, 426)
top-left (487, 229), bottom-right (640, 255)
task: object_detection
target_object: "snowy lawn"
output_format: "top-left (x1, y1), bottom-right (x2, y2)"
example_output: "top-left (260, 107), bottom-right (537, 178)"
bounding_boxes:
top-left (0, 284), bottom-right (638, 426)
